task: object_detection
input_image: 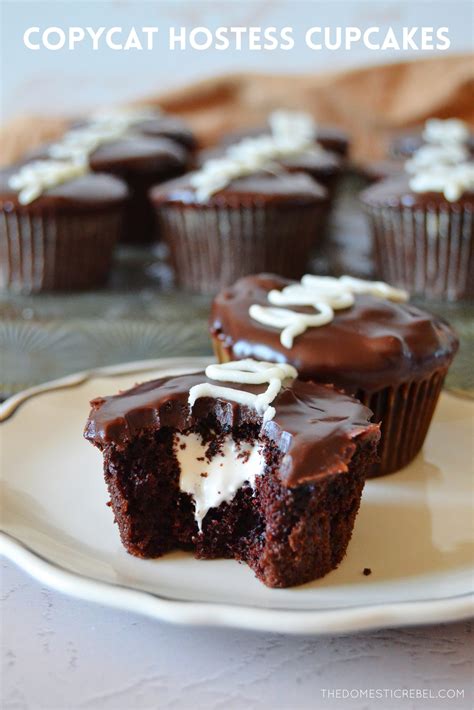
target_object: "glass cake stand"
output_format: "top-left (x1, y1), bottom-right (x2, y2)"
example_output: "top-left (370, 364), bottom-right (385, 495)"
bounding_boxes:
top-left (1, 177), bottom-right (472, 398)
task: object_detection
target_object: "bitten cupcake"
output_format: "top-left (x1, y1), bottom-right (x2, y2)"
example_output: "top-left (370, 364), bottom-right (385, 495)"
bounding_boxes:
top-left (210, 273), bottom-right (459, 477)
top-left (150, 135), bottom-right (329, 295)
top-left (220, 109), bottom-right (350, 158)
top-left (0, 159), bottom-right (128, 293)
top-left (361, 143), bottom-right (474, 301)
top-left (85, 359), bottom-right (380, 587)
top-left (31, 114), bottom-right (191, 244)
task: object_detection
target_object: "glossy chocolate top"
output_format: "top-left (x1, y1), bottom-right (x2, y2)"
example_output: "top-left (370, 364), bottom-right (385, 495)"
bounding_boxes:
top-left (73, 114), bottom-right (196, 151)
top-left (220, 124), bottom-right (350, 157)
top-left (88, 136), bottom-right (189, 175)
top-left (26, 136), bottom-right (189, 177)
top-left (197, 145), bottom-right (343, 179)
top-left (210, 274), bottom-right (458, 393)
top-left (150, 170), bottom-right (328, 206)
top-left (84, 371), bottom-right (379, 486)
top-left (0, 164), bottom-right (129, 211)
top-left (360, 175), bottom-right (474, 208)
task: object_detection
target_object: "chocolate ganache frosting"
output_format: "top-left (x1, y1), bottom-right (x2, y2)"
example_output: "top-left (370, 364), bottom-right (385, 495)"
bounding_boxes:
top-left (85, 371), bottom-right (379, 487)
top-left (210, 274), bottom-right (459, 393)
top-left (0, 163), bottom-right (128, 210)
top-left (361, 175), bottom-right (474, 209)
top-left (150, 170), bottom-right (327, 206)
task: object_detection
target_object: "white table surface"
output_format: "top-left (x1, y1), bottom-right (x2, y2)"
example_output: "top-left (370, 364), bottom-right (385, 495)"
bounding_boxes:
top-left (1, 560), bottom-right (472, 710)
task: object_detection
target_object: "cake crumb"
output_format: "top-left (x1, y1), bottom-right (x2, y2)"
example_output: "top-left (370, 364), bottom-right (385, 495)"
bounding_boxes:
top-left (363, 567), bottom-right (372, 576)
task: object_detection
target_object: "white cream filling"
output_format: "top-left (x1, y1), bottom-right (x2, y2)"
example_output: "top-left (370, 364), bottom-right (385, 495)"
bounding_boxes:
top-left (175, 432), bottom-right (264, 531)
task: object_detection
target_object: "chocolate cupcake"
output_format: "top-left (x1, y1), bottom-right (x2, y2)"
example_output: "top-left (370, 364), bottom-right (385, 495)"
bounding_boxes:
top-left (220, 109), bottom-right (350, 158)
top-left (210, 273), bottom-right (458, 477)
top-left (389, 118), bottom-right (474, 159)
top-left (361, 168), bottom-right (474, 301)
top-left (150, 168), bottom-right (328, 295)
top-left (32, 134), bottom-right (190, 244)
top-left (0, 160), bottom-right (128, 293)
top-left (84, 360), bottom-right (380, 588)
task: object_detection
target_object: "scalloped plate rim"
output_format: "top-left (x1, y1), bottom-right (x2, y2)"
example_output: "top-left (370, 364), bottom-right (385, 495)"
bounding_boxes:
top-left (1, 356), bottom-right (473, 635)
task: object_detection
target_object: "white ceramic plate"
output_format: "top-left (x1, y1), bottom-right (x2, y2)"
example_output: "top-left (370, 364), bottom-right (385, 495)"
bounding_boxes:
top-left (1, 357), bottom-right (473, 635)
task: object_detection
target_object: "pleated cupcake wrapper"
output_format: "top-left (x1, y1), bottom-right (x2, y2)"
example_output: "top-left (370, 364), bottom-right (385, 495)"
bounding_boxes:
top-left (156, 203), bottom-right (325, 295)
top-left (212, 336), bottom-right (449, 478)
top-left (364, 203), bottom-right (473, 301)
top-left (356, 368), bottom-right (448, 477)
top-left (0, 209), bottom-right (122, 294)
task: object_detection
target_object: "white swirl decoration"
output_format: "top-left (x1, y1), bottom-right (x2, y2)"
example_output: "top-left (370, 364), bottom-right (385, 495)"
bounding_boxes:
top-left (249, 275), bottom-right (408, 349)
top-left (188, 359), bottom-right (298, 423)
top-left (8, 159), bottom-right (88, 205)
top-left (422, 118), bottom-right (470, 146)
top-left (9, 105), bottom-right (162, 203)
top-left (409, 163), bottom-right (474, 202)
top-left (190, 109), bottom-right (322, 201)
top-left (268, 110), bottom-right (317, 145)
top-left (48, 106), bottom-right (161, 162)
top-left (406, 118), bottom-right (474, 201)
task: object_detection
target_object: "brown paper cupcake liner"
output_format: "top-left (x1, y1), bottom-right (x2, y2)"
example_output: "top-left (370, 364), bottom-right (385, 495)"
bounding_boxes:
top-left (364, 203), bottom-right (473, 301)
top-left (0, 209), bottom-right (122, 294)
top-left (356, 368), bottom-right (448, 477)
top-left (156, 202), bottom-right (326, 295)
top-left (212, 335), bottom-right (449, 478)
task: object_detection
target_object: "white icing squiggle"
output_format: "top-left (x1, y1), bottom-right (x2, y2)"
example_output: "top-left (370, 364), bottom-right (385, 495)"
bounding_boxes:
top-left (49, 105), bottom-right (161, 162)
top-left (405, 143), bottom-right (469, 174)
top-left (188, 359), bottom-right (298, 423)
top-left (8, 159), bottom-right (88, 205)
top-left (90, 106), bottom-right (161, 129)
top-left (249, 275), bottom-right (408, 349)
top-left (269, 110), bottom-right (316, 145)
top-left (191, 126), bottom-right (318, 200)
top-left (422, 118), bottom-right (470, 146)
top-left (9, 105), bottom-right (161, 203)
top-left (409, 163), bottom-right (474, 202)
top-left (191, 109), bottom-right (326, 200)
top-left (404, 119), bottom-right (473, 201)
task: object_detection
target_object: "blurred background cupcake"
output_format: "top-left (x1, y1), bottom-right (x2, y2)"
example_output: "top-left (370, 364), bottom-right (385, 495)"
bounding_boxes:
top-left (0, 159), bottom-right (128, 293)
top-left (150, 132), bottom-right (329, 294)
top-left (361, 119), bottom-right (474, 301)
top-left (27, 107), bottom-right (194, 244)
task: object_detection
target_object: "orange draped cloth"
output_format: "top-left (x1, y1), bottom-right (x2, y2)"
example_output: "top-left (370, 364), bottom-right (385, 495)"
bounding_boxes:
top-left (1, 54), bottom-right (473, 166)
